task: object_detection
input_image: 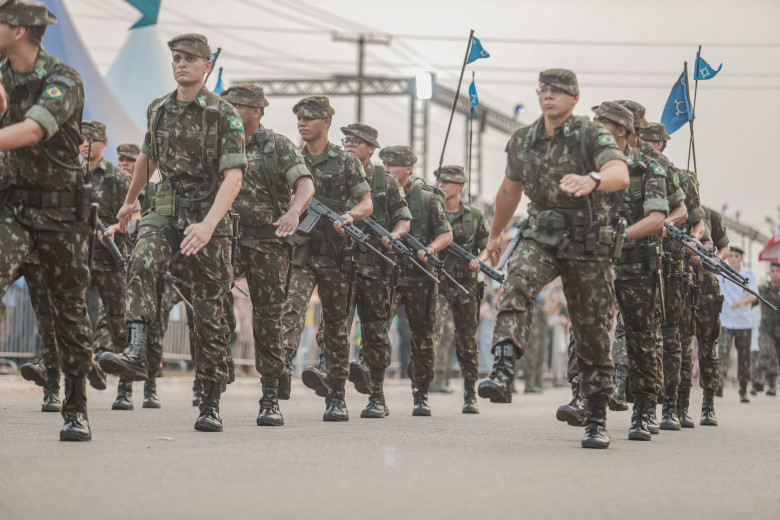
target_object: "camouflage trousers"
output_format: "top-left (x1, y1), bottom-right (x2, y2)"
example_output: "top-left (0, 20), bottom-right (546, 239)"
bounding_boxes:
top-left (678, 277), bottom-right (697, 389)
top-left (523, 296), bottom-right (548, 388)
top-left (0, 205), bottom-right (93, 378)
top-left (125, 223), bottom-right (233, 384)
top-left (493, 239), bottom-right (615, 398)
top-left (431, 277), bottom-right (482, 383)
top-left (90, 267), bottom-right (127, 354)
top-left (353, 271), bottom-right (395, 373)
top-left (225, 241), bottom-right (289, 385)
top-left (611, 313), bottom-right (627, 372)
top-left (690, 271), bottom-right (723, 392)
top-left (17, 260), bottom-right (60, 383)
top-left (756, 330), bottom-right (779, 380)
top-left (661, 262), bottom-right (692, 387)
top-left (718, 327), bottom-right (752, 385)
top-left (390, 279), bottom-right (440, 385)
top-left (281, 255), bottom-right (352, 384)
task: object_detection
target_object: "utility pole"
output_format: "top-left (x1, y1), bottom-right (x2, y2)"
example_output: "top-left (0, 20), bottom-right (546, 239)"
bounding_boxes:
top-left (332, 32), bottom-right (391, 122)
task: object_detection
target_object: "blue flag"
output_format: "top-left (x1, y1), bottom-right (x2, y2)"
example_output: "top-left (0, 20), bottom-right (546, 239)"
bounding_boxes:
top-left (213, 67), bottom-right (225, 94)
top-left (469, 79), bottom-right (480, 114)
top-left (660, 68), bottom-right (692, 134)
top-left (694, 51), bottom-right (722, 80)
top-left (466, 36), bottom-right (490, 64)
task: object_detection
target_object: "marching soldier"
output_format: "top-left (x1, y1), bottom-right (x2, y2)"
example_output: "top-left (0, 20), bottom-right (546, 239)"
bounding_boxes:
top-left (757, 262), bottom-right (780, 396)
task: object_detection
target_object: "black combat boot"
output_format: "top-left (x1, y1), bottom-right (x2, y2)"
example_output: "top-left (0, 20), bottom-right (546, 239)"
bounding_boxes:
top-left (87, 358), bottom-right (107, 391)
top-left (226, 355), bottom-right (235, 385)
top-left (195, 381), bottom-right (223, 432)
top-left (739, 381), bottom-right (750, 403)
top-left (462, 380), bottom-right (479, 414)
top-left (412, 381), bottom-right (432, 416)
top-left (700, 388), bottom-right (718, 426)
top-left (608, 365), bottom-right (629, 411)
top-left (349, 360), bottom-right (370, 395)
top-left (677, 385), bottom-right (694, 428)
top-left (361, 371), bottom-right (389, 418)
top-left (716, 373), bottom-right (724, 397)
top-left (660, 384), bottom-right (681, 431)
top-left (767, 375), bottom-right (777, 396)
top-left (628, 394), bottom-right (652, 441)
top-left (323, 381), bottom-right (349, 422)
top-left (647, 395), bottom-right (660, 435)
top-left (60, 376), bottom-right (91, 442)
top-left (99, 323), bottom-right (148, 381)
top-left (278, 349), bottom-right (295, 400)
top-left (112, 379), bottom-right (134, 410)
top-left (192, 377), bottom-right (202, 407)
top-left (477, 343), bottom-right (516, 403)
top-left (257, 381), bottom-right (284, 426)
top-left (143, 377), bottom-right (161, 409)
top-left (20, 358), bottom-right (46, 386)
top-left (41, 367), bottom-right (61, 412)
top-left (556, 379), bottom-right (586, 427)
top-left (581, 393), bottom-right (610, 449)
top-left (302, 347), bottom-right (330, 397)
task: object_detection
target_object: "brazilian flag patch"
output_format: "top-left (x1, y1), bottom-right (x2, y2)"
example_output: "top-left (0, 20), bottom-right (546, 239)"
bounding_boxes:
top-left (483, 220), bottom-right (490, 232)
top-left (598, 134), bottom-right (616, 146)
top-left (652, 164), bottom-right (667, 177)
top-left (720, 221), bottom-right (726, 231)
top-left (672, 172), bottom-right (680, 185)
top-left (294, 148), bottom-right (304, 160)
top-left (43, 85), bottom-right (65, 100)
top-left (229, 117), bottom-right (244, 130)
top-left (359, 164), bottom-right (366, 178)
top-left (398, 186), bottom-right (405, 199)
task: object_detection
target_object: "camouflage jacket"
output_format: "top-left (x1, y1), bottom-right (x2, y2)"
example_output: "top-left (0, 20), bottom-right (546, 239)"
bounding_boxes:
top-left (90, 159), bottom-right (132, 269)
top-left (702, 206), bottom-right (729, 250)
top-left (638, 140), bottom-right (684, 210)
top-left (1, 48), bottom-right (85, 229)
top-left (234, 126), bottom-right (311, 245)
top-left (442, 200), bottom-right (489, 277)
top-left (759, 283), bottom-right (780, 336)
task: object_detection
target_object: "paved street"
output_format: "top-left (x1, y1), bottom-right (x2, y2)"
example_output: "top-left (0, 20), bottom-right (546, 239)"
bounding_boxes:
top-left (1, 374), bottom-right (779, 520)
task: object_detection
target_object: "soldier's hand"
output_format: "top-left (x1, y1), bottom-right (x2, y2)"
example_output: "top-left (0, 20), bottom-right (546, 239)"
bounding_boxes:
top-left (559, 174), bottom-right (597, 197)
top-left (468, 258), bottom-right (481, 272)
top-left (484, 236), bottom-right (503, 267)
top-left (333, 213), bottom-right (354, 237)
top-left (274, 210), bottom-right (299, 238)
top-left (690, 253), bottom-right (703, 271)
top-left (97, 223), bottom-right (120, 247)
top-left (117, 202), bottom-right (137, 233)
top-left (0, 82), bottom-right (6, 113)
top-left (181, 221), bottom-right (216, 257)
top-left (381, 233), bottom-right (400, 251)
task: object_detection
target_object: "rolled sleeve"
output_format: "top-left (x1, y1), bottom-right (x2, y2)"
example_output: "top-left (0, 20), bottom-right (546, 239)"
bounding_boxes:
top-left (687, 205), bottom-right (705, 225)
top-left (25, 105), bottom-right (59, 140)
top-left (643, 198), bottom-right (669, 216)
top-left (594, 147), bottom-right (627, 171)
top-left (390, 205), bottom-right (412, 224)
top-left (349, 180), bottom-right (370, 200)
top-left (667, 187), bottom-right (685, 208)
top-left (219, 153), bottom-right (247, 173)
top-left (285, 163), bottom-right (311, 189)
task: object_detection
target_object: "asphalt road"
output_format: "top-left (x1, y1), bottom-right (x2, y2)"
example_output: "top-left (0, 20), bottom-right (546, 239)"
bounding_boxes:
top-left (1, 375), bottom-right (779, 520)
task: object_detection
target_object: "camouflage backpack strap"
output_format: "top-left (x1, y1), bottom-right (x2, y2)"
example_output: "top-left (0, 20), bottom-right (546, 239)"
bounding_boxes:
top-left (102, 161), bottom-right (121, 220)
top-left (261, 129), bottom-right (279, 179)
top-left (410, 180), bottom-right (434, 242)
top-left (148, 94), bottom-right (170, 162)
top-left (324, 148), bottom-right (340, 176)
top-left (198, 90), bottom-right (221, 175)
top-left (371, 164), bottom-right (388, 226)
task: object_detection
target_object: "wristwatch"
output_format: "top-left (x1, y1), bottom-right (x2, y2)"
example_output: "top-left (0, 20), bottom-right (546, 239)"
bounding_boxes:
top-left (346, 211), bottom-right (355, 221)
top-left (588, 171), bottom-right (602, 190)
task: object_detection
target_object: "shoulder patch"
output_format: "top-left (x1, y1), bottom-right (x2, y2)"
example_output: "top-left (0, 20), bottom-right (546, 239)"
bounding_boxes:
top-left (652, 164), bottom-right (667, 177)
top-left (229, 117), bottom-right (244, 130)
top-left (43, 85), bottom-right (66, 100)
top-left (359, 164), bottom-right (366, 178)
top-left (483, 220), bottom-right (490, 232)
top-left (398, 186), bottom-right (405, 199)
top-left (672, 172), bottom-right (680, 186)
top-left (437, 204), bottom-right (445, 219)
top-left (47, 75), bottom-right (76, 88)
top-left (597, 134), bottom-right (616, 146)
top-left (294, 148), bottom-right (304, 160)
top-left (720, 221), bottom-right (726, 231)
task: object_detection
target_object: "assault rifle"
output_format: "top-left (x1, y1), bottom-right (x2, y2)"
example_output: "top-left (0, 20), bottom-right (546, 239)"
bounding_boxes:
top-left (664, 223), bottom-right (777, 311)
top-left (298, 197), bottom-right (396, 268)
top-left (401, 234), bottom-right (469, 295)
top-left (96, 217), bottom-right (126, 269)
top-left (348, 203), bottom-right (439, 285)
top-left (496, 219), bottom-right (528, 271)
top-left (443, 242), bottom-right (506, 284)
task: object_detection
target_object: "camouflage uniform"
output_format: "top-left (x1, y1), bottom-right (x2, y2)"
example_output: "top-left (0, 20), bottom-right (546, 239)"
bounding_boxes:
top-left (432, 165), bottom-right (489, 412)
top-left (0, 4), bottom-right (93, 441)
top-left (280, 97), bottom-right (370, 419)
top-left (757, 273), bottom-right (780, 393)
top-left (523, 291), bottom-right (548, 392)
top-left (99, 35), bottom-right (247, 434)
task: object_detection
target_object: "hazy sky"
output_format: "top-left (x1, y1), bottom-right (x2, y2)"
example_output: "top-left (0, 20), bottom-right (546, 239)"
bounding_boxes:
top-left (66, 0), bottom-right (780, 233)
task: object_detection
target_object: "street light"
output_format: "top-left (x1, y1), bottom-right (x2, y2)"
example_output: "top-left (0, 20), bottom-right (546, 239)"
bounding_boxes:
top-left (415, 71), bottom-right (433, 100)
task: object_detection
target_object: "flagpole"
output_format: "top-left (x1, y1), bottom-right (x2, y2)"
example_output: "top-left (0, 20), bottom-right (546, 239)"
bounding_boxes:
top-left (467, 72), bottom-right (474, 203)
top-left (686, 52), bottom-right (700, 173)
top-left (435, 29), bottom-right (474, 182)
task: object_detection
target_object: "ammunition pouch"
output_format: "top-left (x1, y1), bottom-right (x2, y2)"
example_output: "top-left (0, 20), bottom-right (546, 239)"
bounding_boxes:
top-left (153, 183), bottom-right (177, 217)
top-left (356, 248), bottom-right (396, 277)
top-left (290, 232), bottom-right (311, 268)
top-left (9, 187), bottom-right (85, 215)
top-left (240, 224), bottom-right (278, 240)
top-left (139, 212), bottom-right (182, 252)
top-left (524, 210), bottom-right (567, 247)
top-left (616, 247), bottom-right (648, 266)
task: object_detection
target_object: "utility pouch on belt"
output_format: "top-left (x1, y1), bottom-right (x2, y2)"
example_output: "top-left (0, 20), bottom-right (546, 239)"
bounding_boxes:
top-left (154, 183), bottom-right (177, 218)
top-left (75, 183), bottom-right (93, 220)
top-left (291, 233), bottom-right (311, 268)
top-left (341, 245), bottom-right (354, 274)
top-left (584, 221), bottom-right (601, 253)
top-left (611, 218), bottom-right (626, 261)
top-left (525, 210), bottom-right (567, 247)
top-left (644, 242), bottom-right (658, 273)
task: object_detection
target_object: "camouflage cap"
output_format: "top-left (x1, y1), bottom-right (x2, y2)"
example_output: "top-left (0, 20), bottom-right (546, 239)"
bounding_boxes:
top-left (770, 261), bottom-right (780, 269)
top-left (0, 0), bottom-right (57, 27)
top-left (116, 143), bottom-right (141, 160)
top-left (638, 122), bottom-right (672, 142)
top-left (614, 100), bottom-right (650, 130)
top-left (167, 33), bottom-right (211, 59)
top-left (220, 83), bottom-right (269, 108)
top-left (378, 145), bottom-right (417, 166)
top-left (340, 123), bottom-right (380, 148)
top-left (731, 246), bottom-right (745, 256)
top-left (80, 120), bottom-right (108, 142)
top-left (292, 96), bottom-right (335, 119)
top-left (437, 165), bottom-right (467, 184)
top-left (538, 69), bottom-right (579, 96)
top-left (591, 101), bottom-right (635, 135)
